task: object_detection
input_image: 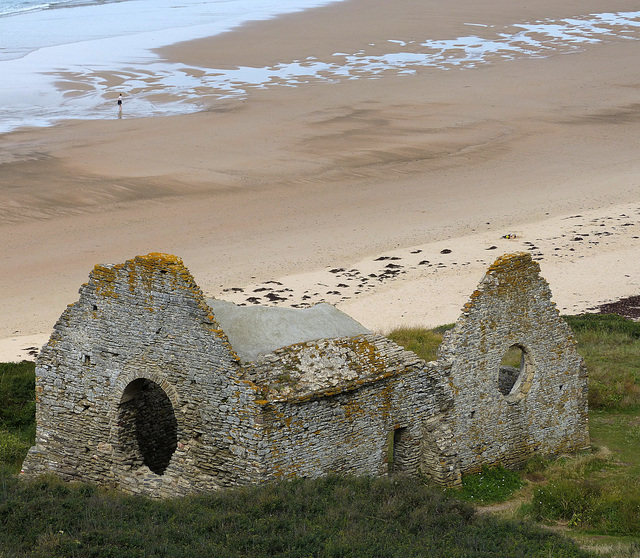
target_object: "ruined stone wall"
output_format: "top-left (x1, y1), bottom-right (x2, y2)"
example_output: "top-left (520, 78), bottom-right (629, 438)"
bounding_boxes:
top-left (22, 254), bottom-right (264, 497)
top-left (437, 253), bottom-right (590, 473)
top-left (22, 251), bottom-right (590, 497)
top-left (244, 334), bottom-right (461, 486)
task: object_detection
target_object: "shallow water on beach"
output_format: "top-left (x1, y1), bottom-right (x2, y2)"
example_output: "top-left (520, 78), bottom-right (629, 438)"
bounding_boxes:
top-left (1, 2), bottom-right (639, 135)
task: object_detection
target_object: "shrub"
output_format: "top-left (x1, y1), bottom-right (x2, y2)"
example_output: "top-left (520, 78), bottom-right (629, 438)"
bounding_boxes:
top-left (529, 479), bottom-right (640, 535)
top-left (0, 474), bottom-right (591, 557)
top-left (0, 431), bottom-right (31, 466)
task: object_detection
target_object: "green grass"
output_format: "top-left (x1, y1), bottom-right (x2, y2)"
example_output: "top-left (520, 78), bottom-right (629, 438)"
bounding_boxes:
top-left (0, 473), bottom-right (593, 557)
top-left (457, 465), bottom-right (524, 504)
top-left (563, 315), bottom-right (640, 410)
top-left (525, 412), bottom-right (640, 538)
top-left (387, 324), bottom-right (453, 362)
top-left (2, 314), bottom-right (640, 555)
top-left (0, 361), bottom-right (36, 474)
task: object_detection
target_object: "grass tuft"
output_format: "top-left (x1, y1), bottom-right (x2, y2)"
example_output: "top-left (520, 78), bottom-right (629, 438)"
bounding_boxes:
top-left (387, 326), bottom-right (451, 362)
top-left (457, 465), bottom-right (523, 504)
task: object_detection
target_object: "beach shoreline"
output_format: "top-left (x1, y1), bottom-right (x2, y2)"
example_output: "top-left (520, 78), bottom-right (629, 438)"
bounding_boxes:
top-left (1, 0), bottom-right (639, 361)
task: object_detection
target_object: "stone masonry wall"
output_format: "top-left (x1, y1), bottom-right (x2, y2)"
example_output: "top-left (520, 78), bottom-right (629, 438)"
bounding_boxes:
top-left (244, 334), bottom-right (460, 486)
top-left (22, 254), bottom-right (264, 497)
top-left (22, 251), bottom-right (590, 497)
top-left (437, 253), bottom-right (590, 474)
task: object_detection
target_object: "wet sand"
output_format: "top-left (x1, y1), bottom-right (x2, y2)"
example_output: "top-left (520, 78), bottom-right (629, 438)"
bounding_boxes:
top-left (1, 0), bottom-right (639, 361)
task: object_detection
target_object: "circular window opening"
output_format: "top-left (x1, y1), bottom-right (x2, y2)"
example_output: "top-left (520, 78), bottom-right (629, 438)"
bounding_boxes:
top-left (118, 378), bottom-right (178, 475)
top-left (498, 344), bottom-right (527, 396)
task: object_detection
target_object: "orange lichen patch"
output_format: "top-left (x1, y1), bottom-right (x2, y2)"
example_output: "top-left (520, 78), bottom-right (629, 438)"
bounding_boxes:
top-left (343, 399), bottom-right (365, 421)
top-left (92, 264), bottom-right (119, 299)
top-left (129, 253), bottom-right (180, 293)
top-left (142, 253), bottom-right (184, 266)
top-left (486, 252), bottom-right (533, 274)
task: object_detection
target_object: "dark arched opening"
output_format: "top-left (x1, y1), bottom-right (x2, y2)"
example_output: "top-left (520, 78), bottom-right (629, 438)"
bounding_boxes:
top-left (118, 378), bottom-right (178, 475)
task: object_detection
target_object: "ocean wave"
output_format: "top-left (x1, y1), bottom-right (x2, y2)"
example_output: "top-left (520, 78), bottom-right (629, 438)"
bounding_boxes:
top-left (0, 0), bottom-right (122, 18)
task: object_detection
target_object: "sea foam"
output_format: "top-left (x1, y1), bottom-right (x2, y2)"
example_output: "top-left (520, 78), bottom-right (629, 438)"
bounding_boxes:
top-left (1, 3), bottom-right (639, 134)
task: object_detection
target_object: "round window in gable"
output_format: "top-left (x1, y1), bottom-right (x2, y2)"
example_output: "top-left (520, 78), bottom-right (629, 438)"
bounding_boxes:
top-left (498, 344), bottom-right (534, 401)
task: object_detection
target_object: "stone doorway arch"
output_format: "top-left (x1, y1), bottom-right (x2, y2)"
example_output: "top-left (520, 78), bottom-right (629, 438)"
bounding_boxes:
top-left (117, 378), bottom-right (178, 475)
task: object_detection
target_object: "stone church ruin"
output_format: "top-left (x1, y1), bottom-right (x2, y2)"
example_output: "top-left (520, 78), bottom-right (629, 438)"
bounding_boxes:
top-left (22, 252), bottom-right (590, 497)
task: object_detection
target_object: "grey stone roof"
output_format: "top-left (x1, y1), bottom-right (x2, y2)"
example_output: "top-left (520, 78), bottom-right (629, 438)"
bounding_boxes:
top-left (206, 299), bottom-right (371, 362)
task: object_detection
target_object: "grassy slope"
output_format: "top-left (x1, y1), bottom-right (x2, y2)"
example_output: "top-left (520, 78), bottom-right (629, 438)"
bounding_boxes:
top-left (0, 474), bottom-right (592, 558)
top-left (2, 314), bottom-right (640, 556)
top-left (0, 361), bottom-right (35, 475)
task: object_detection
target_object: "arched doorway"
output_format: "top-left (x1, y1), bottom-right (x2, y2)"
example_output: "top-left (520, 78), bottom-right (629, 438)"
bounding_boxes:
top-left (118, 378), bottom-right (178, 475)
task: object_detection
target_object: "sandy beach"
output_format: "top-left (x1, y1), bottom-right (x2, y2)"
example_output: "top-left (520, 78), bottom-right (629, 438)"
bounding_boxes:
top-left (1, 0), bottom-right (639, 361)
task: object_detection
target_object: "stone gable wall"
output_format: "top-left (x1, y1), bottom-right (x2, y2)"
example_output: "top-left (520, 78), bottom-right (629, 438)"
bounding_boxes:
top-left (438, 253), bottom-right (590, 473)
top-left (22, 254), bottom-right (264, 497)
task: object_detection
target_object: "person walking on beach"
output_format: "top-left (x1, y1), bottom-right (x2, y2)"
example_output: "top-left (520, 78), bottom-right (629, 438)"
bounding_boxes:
top-left (117, 94), bottom-right (123, 114)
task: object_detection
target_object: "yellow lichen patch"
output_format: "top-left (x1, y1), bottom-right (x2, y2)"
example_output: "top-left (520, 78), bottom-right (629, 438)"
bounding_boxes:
top-left (142, 253), bottom-right (184, 266)
top-left (343, 399), bottom-right (365, 421)
top-left (92, 265), bottom-right (119, 299)
top-left (376, 381), bottom-right (395, 421)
